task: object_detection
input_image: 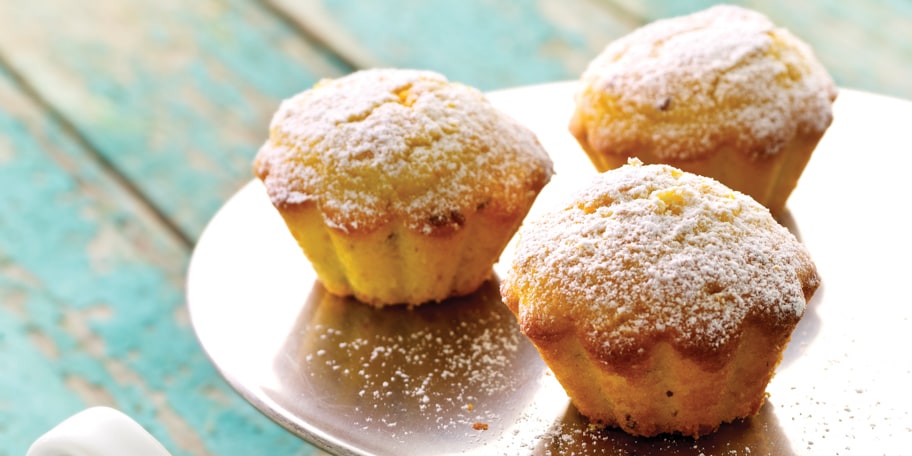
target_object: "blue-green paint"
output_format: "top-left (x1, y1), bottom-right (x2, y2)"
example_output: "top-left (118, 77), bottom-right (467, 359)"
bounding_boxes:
top-left (0, 68), bottom-right (316, 455)
top-left (322, 0), bottom-right (590, 90)
top-left (2, 0), bottom-right (347, 242)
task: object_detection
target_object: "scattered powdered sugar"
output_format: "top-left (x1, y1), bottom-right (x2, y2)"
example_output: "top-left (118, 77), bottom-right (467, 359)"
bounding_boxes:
top-left (499, 394), bottom-right (779, 455)
top-left (254, 68), bottom-right (553, 234)
top-left (290, 271), bottom-right (793, 453)
top-left (295, 288), bottom-right (543, 445)
top-left (575, 5), bottom-right (837, 160)
top-left (311, 322), bottom-right (518, 416)
top-left (503, 160), bottom-right (819, 361)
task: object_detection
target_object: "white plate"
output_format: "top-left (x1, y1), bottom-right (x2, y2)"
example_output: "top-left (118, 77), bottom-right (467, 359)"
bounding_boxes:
top-left (188, 82), bottom-right (912, 455)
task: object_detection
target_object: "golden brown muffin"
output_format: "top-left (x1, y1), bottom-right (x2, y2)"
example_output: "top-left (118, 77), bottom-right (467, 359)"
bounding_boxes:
top-left (501, 159), bottom-right (819, 438)
top-left (254, 68), bottom-right (553, 307)
top-left (569, 5), bottom-right (837, 215)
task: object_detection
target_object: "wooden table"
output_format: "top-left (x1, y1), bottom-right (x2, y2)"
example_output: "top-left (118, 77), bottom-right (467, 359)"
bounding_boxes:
top-left (1, 2), bottom-right (909, 455)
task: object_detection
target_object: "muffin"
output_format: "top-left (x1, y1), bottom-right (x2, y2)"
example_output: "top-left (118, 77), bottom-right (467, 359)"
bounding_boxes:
top-left (254, 68), bottom-right (553, 307)
top-left (569, 5), bottom-right (837, 215)
top-left (500, 159), bottom-right (819, 437)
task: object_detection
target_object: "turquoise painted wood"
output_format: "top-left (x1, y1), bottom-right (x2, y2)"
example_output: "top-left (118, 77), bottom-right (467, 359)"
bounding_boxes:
top-left (273, 0), bottom-right (912, 98)
top-left (270, 0), bottom-right (637, 90)
top-left (0, 0), bottom-right (910, 455)
top-left (0, 66), bottom-right (318, 455)
top-left (0, 0), bottom-right (349, 242)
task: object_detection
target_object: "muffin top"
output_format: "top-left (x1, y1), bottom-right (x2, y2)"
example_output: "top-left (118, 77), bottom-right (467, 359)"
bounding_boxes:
top-left (572, 5), bottom-right (837, 160)
top-left (501, 160), bottom-right (819, 367)
top-left (254, 68), bottom-right (554, 235)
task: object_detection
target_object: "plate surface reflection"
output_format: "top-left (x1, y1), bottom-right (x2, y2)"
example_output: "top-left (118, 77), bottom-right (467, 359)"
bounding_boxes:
top-left (188, 83), bottom-right (912, 455)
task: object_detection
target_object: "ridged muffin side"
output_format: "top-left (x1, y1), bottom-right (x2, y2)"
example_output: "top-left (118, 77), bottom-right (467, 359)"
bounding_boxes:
top-left (569, 5), bottom-right (837, 215)
top-left (501, 159), bottom-right (819, 437)
top-left (255, 68), bottom-right (554, 306)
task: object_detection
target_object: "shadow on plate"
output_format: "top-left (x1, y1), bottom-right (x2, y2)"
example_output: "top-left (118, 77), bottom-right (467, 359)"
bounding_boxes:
top-left (267, 278), bottom-right (550, 455)
top-left (776, 208), bottom-right (801, 241)
top-left (538, 400), bottom-right (795, 455)
top-left (264, 268), bottom-right (810, 455)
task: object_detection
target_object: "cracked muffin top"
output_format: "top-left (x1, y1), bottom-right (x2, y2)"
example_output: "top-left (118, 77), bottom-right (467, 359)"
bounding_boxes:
top-left (254, 68), bottom-right (554, 235)
top-left (570, 5), bottom-right (837, 160)
top-left (501, 159), bottom-right (819, 369)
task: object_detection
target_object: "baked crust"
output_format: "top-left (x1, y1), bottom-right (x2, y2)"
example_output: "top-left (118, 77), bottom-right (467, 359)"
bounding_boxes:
top-left (501, 160), bottom-right (819, 437)
top-left (255, 69), bottom-right (553, 236)
top-left (254, 69), bottom-right (554, 306)
top-left (569, 5), bottom-right (837, 214)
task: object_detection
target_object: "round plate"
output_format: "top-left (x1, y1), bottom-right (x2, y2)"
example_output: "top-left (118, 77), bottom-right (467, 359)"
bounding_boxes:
top-left (188, 82), bottom-right (912, 455)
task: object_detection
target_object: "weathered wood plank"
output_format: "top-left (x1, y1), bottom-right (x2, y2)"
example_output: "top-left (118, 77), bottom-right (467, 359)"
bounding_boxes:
top-left (273, 0), bottom-right (912, 98)
top-left (0, 0), bottom-right (349, 242)
top-left (268, 0), bottom-right (638, 90)
top-left (0, 66), bottom-right (318, 455)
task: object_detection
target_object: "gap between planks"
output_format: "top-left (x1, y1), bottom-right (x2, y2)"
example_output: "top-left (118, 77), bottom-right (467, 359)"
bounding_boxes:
top-left (0, 52), bottom-right (195, 250)
top-left (258, 0), bottom-right (366, 72)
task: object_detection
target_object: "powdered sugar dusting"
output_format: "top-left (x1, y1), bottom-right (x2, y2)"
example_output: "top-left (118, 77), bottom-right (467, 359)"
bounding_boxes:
top-left (574, 5), bottom-right (837, 160)
top-left (305, 319), bottom-right (519, 430)
top-left (503, 161), bottom-right (819, 360)
top-left (254, 68), bottom-right (553, 233)
top-left (287, 281), bottom-right (552, 450)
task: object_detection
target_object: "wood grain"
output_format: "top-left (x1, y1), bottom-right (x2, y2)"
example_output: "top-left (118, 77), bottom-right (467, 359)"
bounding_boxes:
top-left (0, 0), bottom-right (349, 242)
top-left (272, 0), bottom-right (912, 97)
top-left (0, 66), bottom-right (319, 455)
top-left (268, 0), bottom-right (637, 90)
